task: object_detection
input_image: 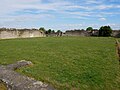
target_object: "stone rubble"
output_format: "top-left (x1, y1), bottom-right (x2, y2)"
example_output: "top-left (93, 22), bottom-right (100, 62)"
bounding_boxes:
top-left (0, 60), bottom-right (55, 90)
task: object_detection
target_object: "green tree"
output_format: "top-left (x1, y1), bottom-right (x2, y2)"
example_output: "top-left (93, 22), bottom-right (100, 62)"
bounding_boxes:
top-left (99, 26), bottom-right (112, 37)
top-left (57, 30), bottom-right (62, 36)
top-left (57, 30), bottom-right (61, 33)
top-left (86, 27), bottom-right (93, 31)
top-left (52, 30), bottom-right (55, 33)
top-left (39, 27), bottom-right (46, 32)
top-left (48, 29), bottom-right (52, 34)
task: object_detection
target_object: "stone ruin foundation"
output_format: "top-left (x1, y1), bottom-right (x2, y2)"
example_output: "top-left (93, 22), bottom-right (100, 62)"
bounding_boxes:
top-left (0, 60), bottom-right (55, 90)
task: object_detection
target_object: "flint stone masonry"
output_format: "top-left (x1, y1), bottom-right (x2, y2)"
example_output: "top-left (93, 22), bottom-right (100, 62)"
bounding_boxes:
top-left (112, 30), bottom-right (120, 38)
top-left (0, 28), bottom-right (46, 39)
top-left (0, 60), bottom-right (55, 90)
top-left (65, 30), bottom-right (91, 37)
top-left (1, 28), bottom-right (120, 39)
top-left (65, 30), bottom-right (120, 37)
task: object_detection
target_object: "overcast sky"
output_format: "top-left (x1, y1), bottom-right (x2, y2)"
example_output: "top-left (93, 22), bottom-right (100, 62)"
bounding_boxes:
top-left (0, 0), bottom-right (120, 31)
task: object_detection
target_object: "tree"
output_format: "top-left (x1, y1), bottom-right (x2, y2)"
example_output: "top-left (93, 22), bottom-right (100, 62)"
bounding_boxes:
top-left (99, 26), bottom-right (112, 37)
top-left (39, 27), bottom-right (46, 32)
top-left (86, 27), bottom-right (93, 31)
top-left (57, 30), bottom-right (61, 33)
top-left (57, 30), bottom-right (62, 36)
top-left (52, 30), bottom-right (55, 33)
top-left (48, 29), bottom-right (52, 34)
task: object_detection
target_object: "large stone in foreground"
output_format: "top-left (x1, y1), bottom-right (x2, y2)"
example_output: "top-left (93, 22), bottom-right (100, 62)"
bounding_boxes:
top-left (0, 60), bottom-right (55, 90)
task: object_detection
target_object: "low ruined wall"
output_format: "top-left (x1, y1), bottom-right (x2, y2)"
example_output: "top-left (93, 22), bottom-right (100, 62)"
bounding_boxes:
top-left (65, 30), bottom-right (91, 37)
top-left (65, 30), bottom-right (120, 37)
top-left (112, 30), bottom-right (120, 38)
top-left (0, 30), bottom-right (18, 39)
top-left (0, 28), bottom-right (46, 39)
top-left (1, 28), bottom-right (120, 39)
top-left (0, 60), bottom-right (55, 90)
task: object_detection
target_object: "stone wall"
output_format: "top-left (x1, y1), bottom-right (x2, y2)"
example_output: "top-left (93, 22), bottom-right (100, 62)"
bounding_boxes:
top-left (65, 30), bottom-right (91, 37)
top-left (0, 60), bottom-right (55, 90)
top-left (1, 28), bottom-right (120, 39)
top-left (112, 30), bottom-right (120, 38)
top-left (0, 28), bottom-right (46, 39)
top-left (65, 30), bottom-right (120, 37)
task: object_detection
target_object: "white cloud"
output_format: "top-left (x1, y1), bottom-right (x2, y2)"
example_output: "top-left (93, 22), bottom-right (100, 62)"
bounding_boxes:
top-left (53, 23), bottom-right (120, 30)
top-left (106, 23), bottom-right (120, 30)
top-left (85, 0), bottom-right (102, 4)
top-left (0, 0), bottom-right (119, 29)
top-left (0, 0), bottom-right (119, 18)
top-left (99, 17), bottom-right (106, 21)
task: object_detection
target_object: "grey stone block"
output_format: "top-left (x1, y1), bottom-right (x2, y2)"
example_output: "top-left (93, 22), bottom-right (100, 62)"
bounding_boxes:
top-left (0, 60), bottom-right (55, 90)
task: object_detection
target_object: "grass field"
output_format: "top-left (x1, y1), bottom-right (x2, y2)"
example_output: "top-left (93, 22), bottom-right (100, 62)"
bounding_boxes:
top-left (0, 37), bottom-right (120, 90)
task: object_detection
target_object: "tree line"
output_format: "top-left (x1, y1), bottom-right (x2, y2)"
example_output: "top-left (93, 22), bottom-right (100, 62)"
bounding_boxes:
top-left (86, 26), bottom-right (112, 37)
top-left (39, 25), bottom-right (113, 37)
top-left (39, 27), bottom-right (62, 34)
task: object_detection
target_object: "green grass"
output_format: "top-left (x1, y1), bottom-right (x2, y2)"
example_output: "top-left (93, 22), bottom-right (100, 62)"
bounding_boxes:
top-left (0, 37), bottom-right (120, 90)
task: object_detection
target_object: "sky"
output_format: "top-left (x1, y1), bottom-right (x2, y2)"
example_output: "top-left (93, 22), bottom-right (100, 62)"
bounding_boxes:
top-left (0, 0), bottom-right (120, 31)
